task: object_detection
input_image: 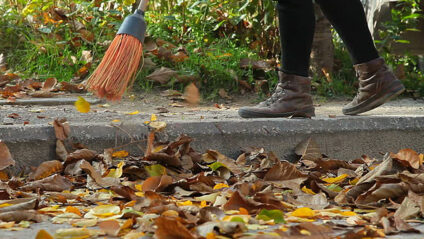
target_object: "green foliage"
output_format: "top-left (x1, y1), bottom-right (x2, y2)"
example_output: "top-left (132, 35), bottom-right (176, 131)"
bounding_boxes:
top-left (376, 0), bottom-right (424, 97)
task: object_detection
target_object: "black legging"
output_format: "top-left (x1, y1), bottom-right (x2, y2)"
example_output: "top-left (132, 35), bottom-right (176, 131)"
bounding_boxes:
top-left (277, 0), bottom-right (380, 77)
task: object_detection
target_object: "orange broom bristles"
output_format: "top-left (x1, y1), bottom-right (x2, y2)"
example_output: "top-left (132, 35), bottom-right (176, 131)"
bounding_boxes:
top-left (86, 34), bottom-right (143, 101)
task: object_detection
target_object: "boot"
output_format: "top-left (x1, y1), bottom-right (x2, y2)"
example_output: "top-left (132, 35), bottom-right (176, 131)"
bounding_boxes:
top-left (238, 72), bottom-right (315, 118)
top-left (343, 58), bottom-right (405, 115)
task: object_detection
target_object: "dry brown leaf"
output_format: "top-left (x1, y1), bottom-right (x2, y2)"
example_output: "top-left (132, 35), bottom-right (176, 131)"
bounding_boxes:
top-left (184, 83), bottom-right (200, 105)
top-left (146, 67), bottom-right (177, 85)
top-left (42, 78), bottom-right (57, 92)
top-left (80, 160), bottom-right (118, 188)
top-left (0, 198), bottom-right (37, 213)
top-left (206, 150), bottom-right (241, 175)
top-left (20, 174), bottom-right (72, 192)
top-left (53, 119), bottom-right (71, 141)
top-left (295, 137), bottom-right (321, 161)
top-left (0, 141), bottom-right (15, 170)
top-left (391, 148), bottom-right (422, 169)
top-left (56, 140), bottom-right (68, 161)
top-left (142, 175), bottom-right (173, 192)
top-left (98, 220), bottom-right (120, 236)
top-left (155, 216), bottom-right (196, 239)
top-left (66, 149), bottom-right (97, 164)
top-left (110, 185), bottom-right (137, 201)
top-left (263, 161), bottom-right (307, 181)
top-left (0, 210), bottom-right (46, 222)
top-left (29, 160), bottom-right (63, 181)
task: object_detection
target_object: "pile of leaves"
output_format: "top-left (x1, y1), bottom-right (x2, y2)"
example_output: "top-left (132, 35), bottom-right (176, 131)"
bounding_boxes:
top-left (0, 120), bottom-right (424, 238)
top-left (0, 73), bottom-right (86, 102)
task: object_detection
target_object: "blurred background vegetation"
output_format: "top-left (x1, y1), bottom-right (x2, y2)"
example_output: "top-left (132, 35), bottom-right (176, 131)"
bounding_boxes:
top-left (0, 0), bottom-right (423, 99)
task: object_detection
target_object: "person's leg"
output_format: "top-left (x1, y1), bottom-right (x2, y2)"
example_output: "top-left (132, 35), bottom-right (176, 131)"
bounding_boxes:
top-left (277, 0), bottom-right (316, 76)
top-left (316, 0), bottom-right (404, 115)
top-left (238, 0), bottom-right (316, 118)
top-left (315, 0), bottom-right (379, 64)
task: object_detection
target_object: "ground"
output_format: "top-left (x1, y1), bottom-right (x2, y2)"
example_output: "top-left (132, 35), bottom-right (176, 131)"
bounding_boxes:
top-left (1, 92), bottom-right (424, 126)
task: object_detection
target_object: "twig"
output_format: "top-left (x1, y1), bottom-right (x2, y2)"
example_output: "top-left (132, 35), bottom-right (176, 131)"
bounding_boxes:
top-left (111, 124), bottom-right (145, 153)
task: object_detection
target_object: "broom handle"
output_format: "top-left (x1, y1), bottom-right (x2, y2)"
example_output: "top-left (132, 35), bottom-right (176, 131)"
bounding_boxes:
top-left (138, 0), bottom-right (149, 11)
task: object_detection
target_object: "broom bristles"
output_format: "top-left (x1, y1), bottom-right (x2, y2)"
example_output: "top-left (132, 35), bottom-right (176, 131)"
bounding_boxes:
top-left (86, 34), bottom-right (143, 101)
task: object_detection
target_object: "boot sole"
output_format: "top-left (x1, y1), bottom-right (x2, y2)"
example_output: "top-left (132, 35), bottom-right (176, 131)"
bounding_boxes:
top-left (343, 81), bottom-right (405, 116)
top-left (238, 107), bottom-right (316, 119)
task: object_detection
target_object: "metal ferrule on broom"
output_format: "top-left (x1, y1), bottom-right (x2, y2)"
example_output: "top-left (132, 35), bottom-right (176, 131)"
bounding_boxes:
top-left (86, 0), bottom-right (149, 100)
top-left (117, 0), bottom-right (149, 43)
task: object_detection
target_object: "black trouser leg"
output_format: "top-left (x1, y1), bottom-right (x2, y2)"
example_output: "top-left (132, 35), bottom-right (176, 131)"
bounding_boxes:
top-left (276, 0), bottom-right (380, 77)
top-left (277, 0), bottom-right (315, 77)
top-left (315, 0), bottom-right (379, 64)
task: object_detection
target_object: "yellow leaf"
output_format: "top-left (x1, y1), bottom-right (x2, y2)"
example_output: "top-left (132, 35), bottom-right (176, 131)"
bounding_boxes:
top-left (322, 174), bottom-right (348, 184)
top-left (291, 207), bottom-right (315, 218)
top-left (112, 150), bottom-right (129, 158)
top-left (150, 114), bottom-right (158, 122)
top-left (339, 211), bottom-right (357, 217)
top-left (123, 231), bottom-right (145, 239)
top-left (420, 154), bottom-right (424, 165)
top-left (213, 183), bottom-right (229, 190)
top-left (36, 229), bottom-right (53, 239)
top-left (149, 121), bottom-right (167, 131)
top-left (71, 219), bottom-right (98, 228)
top-left (74, 96), bottom-right (90, 113)
top-left (300, 229), bottom-right (311, 236)
top-left (200, 201), bottom-right (208, 208)
top-left (206, 232), bottom-right (216, 239)
top-left (111, 119), bottom-right (120, 123)
top-left (153, 145), bottom-right (166, 153)
top-left (350, 178), bottom-right (360, 185)
top-left (106, 161), bottom-right (125, 178)
top-left (301, 186), bottom-right (316, 195)
top-left (135, 184), bottom-right (143, 192)
top-left (90, 205), bottom-right (121, 217)
top-left (126, 110), bottom-right (140, 115)
top-left (65, 206), bottom-right (82, 217)
top-left (54, 228), bottom-right (104, 239)
top-left (0, 203), bottom-right (12, 208)
top-left (177, 200), bottom-right (193, 206)
top-left (135, 192), bottom-right (144, 197)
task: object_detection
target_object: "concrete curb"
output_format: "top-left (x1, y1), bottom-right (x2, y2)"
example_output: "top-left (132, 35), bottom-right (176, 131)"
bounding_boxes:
top-left (1, 116), bottom-right (424, 171)
top-left (0, 98), bottom-right (103, 106)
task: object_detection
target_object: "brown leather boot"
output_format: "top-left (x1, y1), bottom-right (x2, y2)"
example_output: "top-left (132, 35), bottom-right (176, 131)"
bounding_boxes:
top-left (343, 58), bottom-right (405, 115)
top-left (238, 72), bottom-right (315, 118)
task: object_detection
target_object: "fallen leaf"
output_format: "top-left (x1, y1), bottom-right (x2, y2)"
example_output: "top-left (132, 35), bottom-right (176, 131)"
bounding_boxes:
top-left (29, 160), bottom-right (63, 180)
top-left (20, 174), bottom-right (73, 192)
top-left (80, 160), bottom-right (118, 188)
top-left (41, 78), bottom-right (57, 92)
top-left (391, 148), bottom-right (421, 169)
top-left (98, 219), bottom-right (121, 236)
top-left (155, 216), bottom-right (196, 239)
top-left (53, 119), bottom-right (71, 141)
top-left (291, 207), bottom-right (315, 218)
top-left (35, 229), bottom-right (53, 239)
top-left (0, 210), bottom-right (45, 222)
top-left (112, 150), bottom-right (129, 158)
top-left (142, 175), bottom-right (173, 192)
top-left (146, 67), bottom-right (177, 85)
top-left (264, 161), bottom-right (307, 181)
top-left (0, 141), bottom-right (15, 170)
top-left (54, 228), bottom-right (104, 239)
top-left (257, 209), bottom-right (285, 223)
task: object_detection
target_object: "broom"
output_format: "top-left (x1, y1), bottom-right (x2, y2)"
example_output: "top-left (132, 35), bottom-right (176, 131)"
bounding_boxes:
top-left (86, 0), bottom-right (149, 101)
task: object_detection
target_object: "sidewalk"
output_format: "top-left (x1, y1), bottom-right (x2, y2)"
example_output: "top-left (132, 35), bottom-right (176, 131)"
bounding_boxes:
top-left (1, 93), bottom-right (424, 171)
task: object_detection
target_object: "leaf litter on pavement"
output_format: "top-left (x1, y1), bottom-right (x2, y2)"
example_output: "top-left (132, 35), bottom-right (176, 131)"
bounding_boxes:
top-left (0, 119), bottom-right (424, 238)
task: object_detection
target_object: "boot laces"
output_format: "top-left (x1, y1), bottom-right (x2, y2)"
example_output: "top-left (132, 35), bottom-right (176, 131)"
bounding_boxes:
top-left (264, 82), bottom-right (288, 106)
